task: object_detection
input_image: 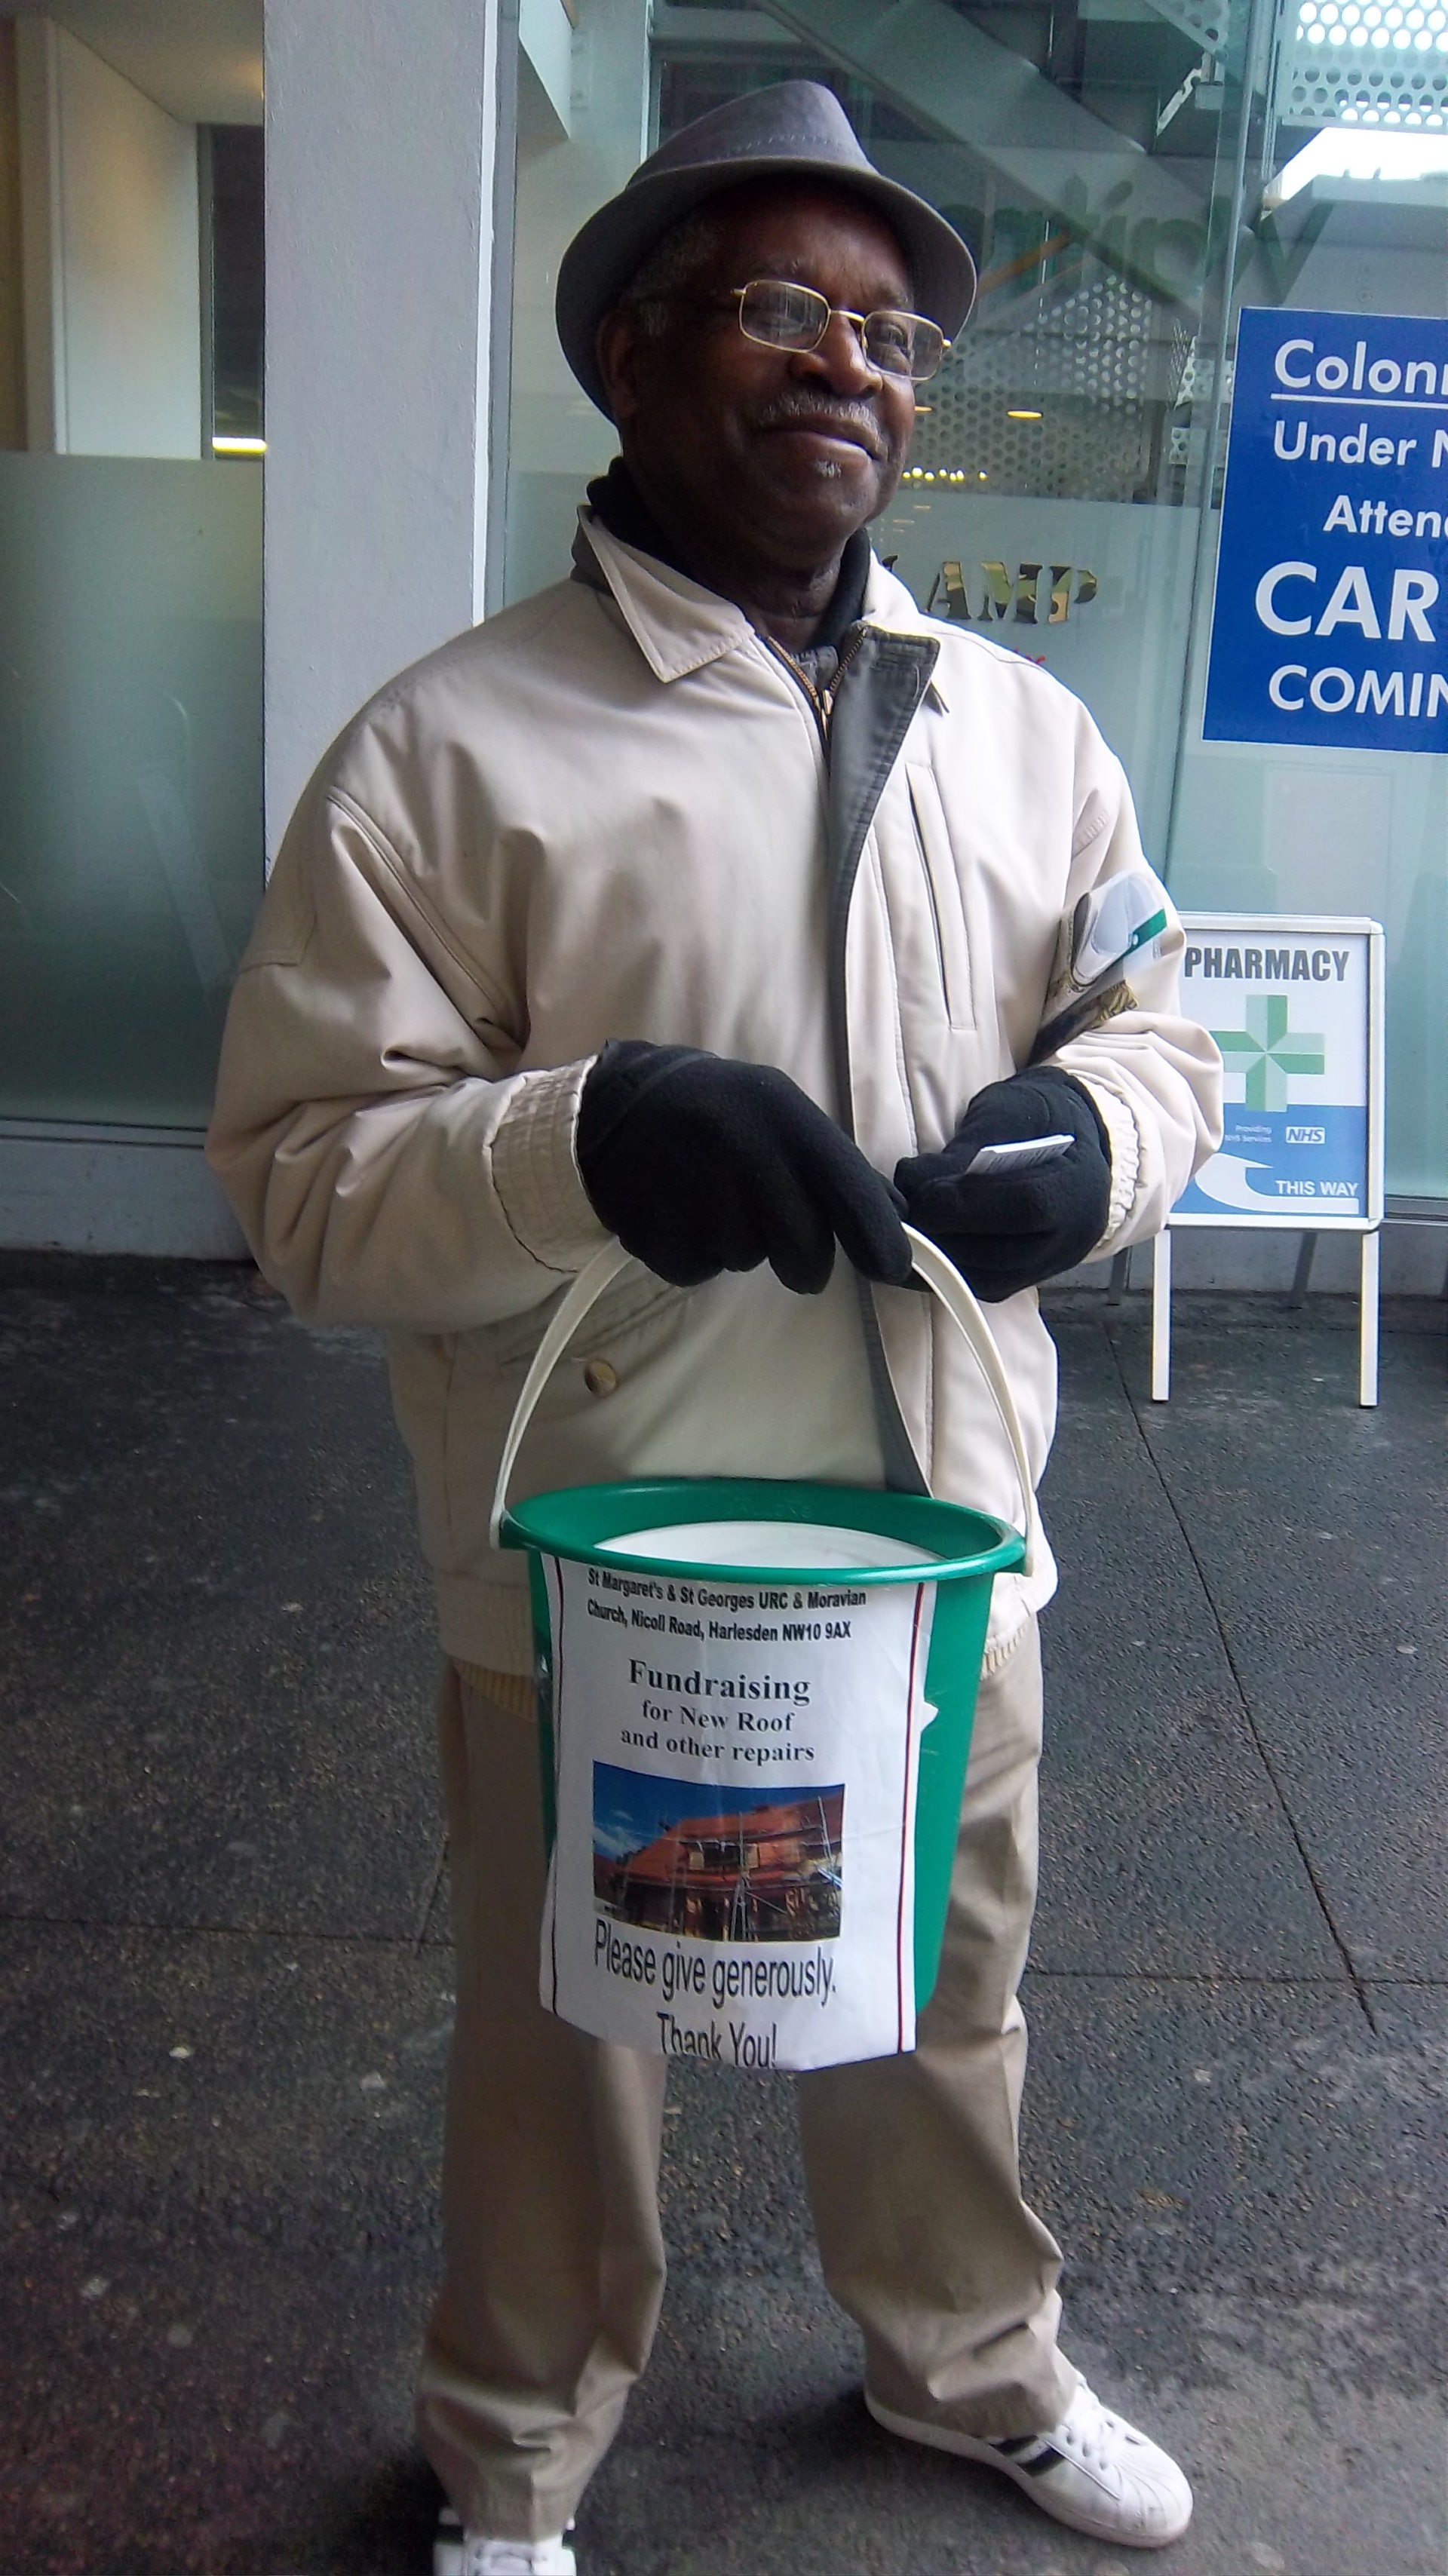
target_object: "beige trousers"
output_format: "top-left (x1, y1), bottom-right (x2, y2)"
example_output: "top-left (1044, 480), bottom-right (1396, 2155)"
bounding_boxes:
top-left (416, 1618), bottom-right (1075, 2543)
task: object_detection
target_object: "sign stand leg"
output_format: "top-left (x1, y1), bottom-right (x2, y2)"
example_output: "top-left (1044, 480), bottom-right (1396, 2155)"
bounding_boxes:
top-left (1151, 1229), bottom-right (1172, 1402)
top-left (1359, 1230), bottom-right (1380, 1408)
top-left (1287, 1234), bottom-right (1317, 1309)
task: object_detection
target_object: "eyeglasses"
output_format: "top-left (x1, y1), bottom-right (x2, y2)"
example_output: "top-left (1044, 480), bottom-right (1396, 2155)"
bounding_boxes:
top-left (726, 279), bottom-right (949, 385)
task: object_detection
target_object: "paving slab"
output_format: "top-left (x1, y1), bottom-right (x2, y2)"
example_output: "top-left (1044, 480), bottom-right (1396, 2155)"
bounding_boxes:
top-left (0, 1259), bottom-right (441, 1941)
top-left (1035, 1314), bottom-right (1343, 1980)
top-left (1017, 1975), bottom-right (1446, 2354)
top-left (1091, 1293), bottom-right (1448, 1983)
top-left (0, 1923), bottom-right (454, 2246)
top-left (0, 1922), bottom-right (449, 2576)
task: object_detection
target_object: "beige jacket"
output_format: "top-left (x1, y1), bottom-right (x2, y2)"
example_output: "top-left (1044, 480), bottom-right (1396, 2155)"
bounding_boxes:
top-left (207, 521), bottom-right (1222, 1673)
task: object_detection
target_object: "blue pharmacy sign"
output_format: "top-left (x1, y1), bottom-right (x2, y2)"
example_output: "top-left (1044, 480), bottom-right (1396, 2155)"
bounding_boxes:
top-left (1171, 916), bottom-right (1383, 1230)
top-left (1203, 306), bottom-right (1448, 753)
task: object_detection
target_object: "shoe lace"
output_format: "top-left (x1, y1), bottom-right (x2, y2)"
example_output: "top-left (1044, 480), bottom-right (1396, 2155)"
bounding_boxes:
top-left (1060, 2384), bottom-right (1133, 2479)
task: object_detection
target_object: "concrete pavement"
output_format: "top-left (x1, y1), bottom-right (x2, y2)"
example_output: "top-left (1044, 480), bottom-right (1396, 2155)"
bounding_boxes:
top-left (2, 1255), bottom-right (1443, 2574)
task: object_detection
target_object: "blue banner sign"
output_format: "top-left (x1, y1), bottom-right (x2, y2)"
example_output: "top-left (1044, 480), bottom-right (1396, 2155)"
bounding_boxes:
top-left (1203, 306), bottom-right (1448, 753)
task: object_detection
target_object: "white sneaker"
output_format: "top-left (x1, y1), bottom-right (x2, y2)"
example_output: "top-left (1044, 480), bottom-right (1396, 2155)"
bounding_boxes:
top-left (867, 2375), bottom-right (1193, 2548)
top-left (434, 2507), bottom-right (576, 2576)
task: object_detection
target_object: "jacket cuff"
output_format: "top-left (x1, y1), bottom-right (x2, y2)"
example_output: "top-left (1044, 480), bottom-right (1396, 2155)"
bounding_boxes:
top-left (489, 1056), bottom-right (612, 1273)
top-left (1078, 1078), bottom-right (1141, 1250)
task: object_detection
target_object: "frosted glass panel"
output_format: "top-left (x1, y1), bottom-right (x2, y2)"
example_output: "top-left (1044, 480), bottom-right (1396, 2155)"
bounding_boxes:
top-left (879, 495), bottom-right (1200, 861)
top-left (0, 455), bottom-right (262, 1126)
top-left (503, 0), bottom-right (649, 606)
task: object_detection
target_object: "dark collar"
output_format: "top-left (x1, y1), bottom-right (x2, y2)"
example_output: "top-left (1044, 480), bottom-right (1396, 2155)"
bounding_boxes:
top-left (580, 458), bottom-right (872, 666)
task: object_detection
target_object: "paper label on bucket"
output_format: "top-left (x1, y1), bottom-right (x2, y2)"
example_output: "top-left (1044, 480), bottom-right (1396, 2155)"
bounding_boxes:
top-left (538, 1555), bottom-right (937, 2071)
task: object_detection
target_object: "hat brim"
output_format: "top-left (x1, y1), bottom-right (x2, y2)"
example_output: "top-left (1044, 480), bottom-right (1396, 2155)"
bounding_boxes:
top-left (556, 156), bottom-right (977, 420)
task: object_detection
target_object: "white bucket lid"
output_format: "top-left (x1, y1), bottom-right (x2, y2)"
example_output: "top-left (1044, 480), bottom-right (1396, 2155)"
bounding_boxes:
top-left (596, 1519), bottom-right (940, 1573)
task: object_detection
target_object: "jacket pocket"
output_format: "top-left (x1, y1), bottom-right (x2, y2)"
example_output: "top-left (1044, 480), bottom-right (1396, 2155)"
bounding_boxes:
top-left (487, 1272), bottom-right (692, 1379)
top-left (907, 764), bottom-right (975, 1033)
top-left (443, 1280), bottom-right (697, 1573)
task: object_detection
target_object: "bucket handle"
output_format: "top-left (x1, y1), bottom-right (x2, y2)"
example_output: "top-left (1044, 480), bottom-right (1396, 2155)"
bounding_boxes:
top-left (489, 1226), bottom-right (1040, 1578)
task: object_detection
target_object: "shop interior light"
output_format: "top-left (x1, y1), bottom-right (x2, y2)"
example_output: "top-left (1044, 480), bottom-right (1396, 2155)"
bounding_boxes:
top-left (1008, 407), bottom-right (1043, 419)
top-left (212, 434), bottom-right (266, 455)
top-left (1269, 121), bottom-right (1448, 205)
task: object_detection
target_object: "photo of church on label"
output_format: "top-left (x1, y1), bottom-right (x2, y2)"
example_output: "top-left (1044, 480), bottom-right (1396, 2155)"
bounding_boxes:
top-left (593, 1764), bottom-right (845, 1943)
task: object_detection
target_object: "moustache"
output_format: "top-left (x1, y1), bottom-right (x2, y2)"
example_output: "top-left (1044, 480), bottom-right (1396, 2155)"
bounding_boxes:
top-left (747, 394), bottom-right (886, 458)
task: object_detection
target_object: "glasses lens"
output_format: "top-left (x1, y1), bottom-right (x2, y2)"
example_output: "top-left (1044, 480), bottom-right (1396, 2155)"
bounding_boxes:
top-left (864, 311), bottom-right (946, 383)
top-left (738, 280), bottom-right (829, 349)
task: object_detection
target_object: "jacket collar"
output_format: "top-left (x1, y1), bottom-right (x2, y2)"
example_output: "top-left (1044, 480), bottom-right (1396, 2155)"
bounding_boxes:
top-left (575, 511), bottom-right (948, 706)
top-left (862, 556), bottom-right (953, 711)
top-left (575, 514), bottom-right (756, 683)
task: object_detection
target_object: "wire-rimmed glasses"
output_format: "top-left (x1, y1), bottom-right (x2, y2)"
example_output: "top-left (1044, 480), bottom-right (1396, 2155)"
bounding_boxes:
top-left (728, 279), bottom-right (949, 384)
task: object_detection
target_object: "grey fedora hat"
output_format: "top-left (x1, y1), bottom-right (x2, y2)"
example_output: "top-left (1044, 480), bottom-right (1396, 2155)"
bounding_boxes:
top-left (556, 80), bottom-right (977, 419)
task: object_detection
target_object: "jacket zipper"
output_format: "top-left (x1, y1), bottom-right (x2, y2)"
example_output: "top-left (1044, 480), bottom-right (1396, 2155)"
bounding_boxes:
top-left (765, 624), bottom-right (870, 753)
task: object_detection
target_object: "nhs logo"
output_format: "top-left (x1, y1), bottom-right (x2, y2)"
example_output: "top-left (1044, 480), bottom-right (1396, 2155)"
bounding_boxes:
top-left (1285, 1124), bottom-right (1327, 1145)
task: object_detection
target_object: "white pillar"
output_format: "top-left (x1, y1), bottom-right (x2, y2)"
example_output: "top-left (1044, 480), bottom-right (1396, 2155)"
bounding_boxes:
top-left (262, 0), bottom-right (509, 857)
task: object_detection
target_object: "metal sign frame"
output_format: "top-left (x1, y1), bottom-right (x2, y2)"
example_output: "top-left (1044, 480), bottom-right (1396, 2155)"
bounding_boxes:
top-left (1152, 913), bottom-right (1385, 1406)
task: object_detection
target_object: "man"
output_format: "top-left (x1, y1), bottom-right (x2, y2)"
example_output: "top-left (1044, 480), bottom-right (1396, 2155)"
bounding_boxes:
top-left (209, 81), bottom-right (1221, 2575)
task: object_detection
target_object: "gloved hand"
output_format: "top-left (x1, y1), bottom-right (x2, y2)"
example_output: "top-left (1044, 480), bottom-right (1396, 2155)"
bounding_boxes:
top-left (894, 1066), bottom-right (1112, 1303)
top-left (577, 1041), bottom-right (913, 1295)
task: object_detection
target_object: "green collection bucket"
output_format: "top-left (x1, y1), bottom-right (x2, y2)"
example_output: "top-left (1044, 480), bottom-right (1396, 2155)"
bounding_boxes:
top-left (492, 1228), bottom-right (1038, 2072)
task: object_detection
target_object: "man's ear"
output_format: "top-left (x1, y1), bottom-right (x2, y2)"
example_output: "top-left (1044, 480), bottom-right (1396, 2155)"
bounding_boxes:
top-left (595, 309), bottom-right (643, 425)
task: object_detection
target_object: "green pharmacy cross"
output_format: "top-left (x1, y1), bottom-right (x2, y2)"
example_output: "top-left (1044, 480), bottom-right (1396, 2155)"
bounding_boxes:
top-left (1213, 995), bottom-right (1325, 1113)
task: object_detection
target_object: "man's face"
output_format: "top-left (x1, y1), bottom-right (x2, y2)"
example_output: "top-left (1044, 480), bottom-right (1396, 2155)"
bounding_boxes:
top-left (598, 181), bottom-right (921, 574)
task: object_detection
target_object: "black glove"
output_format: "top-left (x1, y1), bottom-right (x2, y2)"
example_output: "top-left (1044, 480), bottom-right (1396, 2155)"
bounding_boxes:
top-left (577, 1041), bottom-right (913, 1295)
top-left (894, 1067), bottom-right (1112, 1303)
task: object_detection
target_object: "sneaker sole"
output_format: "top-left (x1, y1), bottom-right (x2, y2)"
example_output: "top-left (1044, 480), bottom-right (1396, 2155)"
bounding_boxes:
top-left (434, 2516), bottom-right (578, 2576)
top-left (864, 2391), bottom-right (1192, 2549)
